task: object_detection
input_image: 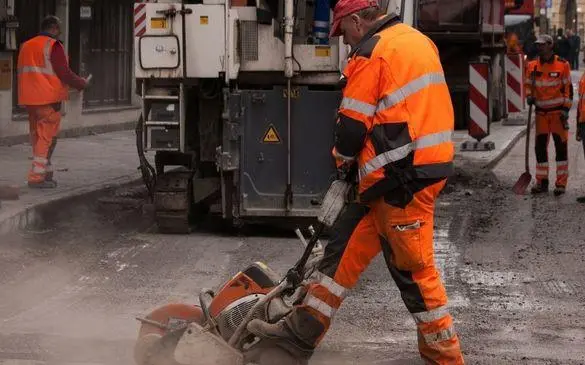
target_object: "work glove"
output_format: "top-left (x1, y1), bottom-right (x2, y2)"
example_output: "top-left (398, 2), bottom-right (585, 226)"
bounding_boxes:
top-left (527, 96), bottom-right (536, 106)
top-left (336, 162), bottom-right (357, 182)
top-left (83, 74), bottom-right (93, 89)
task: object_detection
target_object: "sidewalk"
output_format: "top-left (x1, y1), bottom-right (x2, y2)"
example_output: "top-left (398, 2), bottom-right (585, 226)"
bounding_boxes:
top-left (0, 130), bottom-right (142, 234)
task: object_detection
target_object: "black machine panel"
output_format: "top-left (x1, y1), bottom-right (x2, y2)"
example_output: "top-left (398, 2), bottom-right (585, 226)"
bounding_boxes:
top-left (239, 86), bottom-right (342, 217)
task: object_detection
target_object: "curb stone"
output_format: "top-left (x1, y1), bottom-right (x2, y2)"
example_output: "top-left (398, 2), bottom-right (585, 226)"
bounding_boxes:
top-left (455, 125), bottom-right (528, 170)
top-left (0, 175), bottom-right (142, 236)
top-left (483, 127), bottom-right (528, 170)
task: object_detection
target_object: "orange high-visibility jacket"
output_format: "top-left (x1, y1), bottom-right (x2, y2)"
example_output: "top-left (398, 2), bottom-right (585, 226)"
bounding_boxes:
top-left (506, 33), bottom-right (521, 54)
top-left (17, 35), bottom-right (68, 106)
top-left (525, 55), bottom-right (573, 112)
top-left (332, 15), bottom-right (454, 206)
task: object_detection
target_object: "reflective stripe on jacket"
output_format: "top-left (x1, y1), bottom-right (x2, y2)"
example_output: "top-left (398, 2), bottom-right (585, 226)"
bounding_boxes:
top-left (17, 35), bottom-right (68, 106)
top-left (332, 15), bottom-right (454, 206)
top-left (525, 55), bottom-right (573, 113)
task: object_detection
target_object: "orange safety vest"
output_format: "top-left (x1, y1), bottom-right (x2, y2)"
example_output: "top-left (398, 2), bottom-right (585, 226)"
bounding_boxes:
top-left (524, 55), bottom-right (573, 112)
top-left (332, 15), bottom-right (454, 205)
top-left (17, 35), bottom-right (69, 106)
top-left (579, 74), bottom-right (585, 123)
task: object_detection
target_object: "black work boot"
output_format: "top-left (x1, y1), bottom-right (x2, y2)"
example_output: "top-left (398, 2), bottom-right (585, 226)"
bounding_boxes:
top-left (28, 180), bottom-right (58, 189)
top-left (45, 163), bottom-right (53, 181)
top-left (531, 179), bottom-right (549, 194)
top-left (554, 185), bottom-right (566, 196)
top-left (247, 318), bottom-right (314, 361)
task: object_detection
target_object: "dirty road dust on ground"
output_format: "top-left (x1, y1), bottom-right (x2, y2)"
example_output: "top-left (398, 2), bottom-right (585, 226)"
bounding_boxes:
top-left (1, 155), bottom-right (585, 365)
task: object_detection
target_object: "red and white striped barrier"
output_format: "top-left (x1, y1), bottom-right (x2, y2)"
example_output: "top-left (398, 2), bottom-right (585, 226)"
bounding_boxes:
top-left (461, 62), bottom-right (494, 151)
top-left (505, 53), bottom-right (525, 113)
top-left (134, 2), bottom-right (147, 37)
top-left (468, 62), bottom-right (491, 141)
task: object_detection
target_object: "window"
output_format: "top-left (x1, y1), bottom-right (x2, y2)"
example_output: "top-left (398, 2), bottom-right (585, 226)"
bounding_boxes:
top-left (80, 0), bottom-right (133, 108)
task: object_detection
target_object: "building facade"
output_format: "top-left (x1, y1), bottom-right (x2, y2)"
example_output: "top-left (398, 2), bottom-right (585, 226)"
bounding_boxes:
top-left (0, 0), bottom-right (139, 140)
top-left (546, 0), bottom-right (585, 38)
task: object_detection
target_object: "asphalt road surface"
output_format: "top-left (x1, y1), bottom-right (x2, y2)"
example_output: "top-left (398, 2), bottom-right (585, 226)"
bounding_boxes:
top-left (1, 157), bottom-right (585, 365)
top-left (1, 71), bottom-right (585, 365)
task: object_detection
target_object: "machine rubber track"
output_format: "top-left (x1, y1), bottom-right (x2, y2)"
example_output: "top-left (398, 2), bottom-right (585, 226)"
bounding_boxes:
top-left (154, 170), bottom-right (193, 234)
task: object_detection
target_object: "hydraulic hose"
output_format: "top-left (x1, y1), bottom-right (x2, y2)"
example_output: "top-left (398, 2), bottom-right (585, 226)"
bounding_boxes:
top-left (135, 113), bottom-right (156, 200)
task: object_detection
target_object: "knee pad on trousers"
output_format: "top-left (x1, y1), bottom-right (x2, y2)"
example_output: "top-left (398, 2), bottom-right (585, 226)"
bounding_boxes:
top-left (552, 134), bottom-right (568, 161)
top-left (535, 134), bottom-right (549, 163)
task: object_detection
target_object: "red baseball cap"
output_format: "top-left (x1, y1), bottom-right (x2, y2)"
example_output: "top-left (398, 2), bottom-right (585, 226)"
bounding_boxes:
top-left (330, 0), bottom-right (380, 37)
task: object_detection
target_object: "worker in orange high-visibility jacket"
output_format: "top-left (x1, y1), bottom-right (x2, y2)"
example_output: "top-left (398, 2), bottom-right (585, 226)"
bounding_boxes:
top-left (17, 15), bottom-right (88, 189)
top-left (576, 60), bottom-right (585, 203)
top-left (525, 34), bottom-right (573, 196)
top-left (506, 31), bottom-right (522, 54)
top-left (246, 1), bottom-right (464, 364)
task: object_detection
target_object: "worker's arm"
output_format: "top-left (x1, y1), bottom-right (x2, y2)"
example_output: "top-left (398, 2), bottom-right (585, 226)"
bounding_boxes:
top-left (332, 57), bottom-right (381, 165)
top-left (579, 77), bottom-right (585, 141)
top-left (50, 41), bottom-right (87, 91)
top-left (524, 62), bottom-right (536, 105)
top-left (561, 60), bottom-right (573, 112)
top-left (578, 77), bottom-right (585, 123)
top-left (558, 60), bottom-right (573, 126)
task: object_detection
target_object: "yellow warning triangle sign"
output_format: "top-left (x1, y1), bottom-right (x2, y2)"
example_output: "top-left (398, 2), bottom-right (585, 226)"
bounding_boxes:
top-left (262, 125), bottom-right (281, 143)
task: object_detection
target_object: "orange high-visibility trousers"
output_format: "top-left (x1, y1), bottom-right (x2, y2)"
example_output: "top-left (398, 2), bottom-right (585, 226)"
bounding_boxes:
top-left (26, 105), bottom-right (61, 183)
top-left (534, 111), bottom-right (569, 187)
top-left (286, 180), bottom-right (464, 365)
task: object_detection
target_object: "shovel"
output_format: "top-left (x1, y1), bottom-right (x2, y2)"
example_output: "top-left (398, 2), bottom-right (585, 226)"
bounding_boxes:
top-left (513, 66), bottom-right (537, 195)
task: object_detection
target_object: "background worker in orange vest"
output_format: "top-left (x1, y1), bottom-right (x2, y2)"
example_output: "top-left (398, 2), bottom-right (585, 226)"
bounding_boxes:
top-left (247, 1), bottom-right (464, 364)
top-left (525, 34), bottom-right (573, 196)
top-left (17, 15), bottom-right (89, 189)
top-left (576, 57), bottom-right (585, 203)
top-left (506, 31), bottom-right (521, 54)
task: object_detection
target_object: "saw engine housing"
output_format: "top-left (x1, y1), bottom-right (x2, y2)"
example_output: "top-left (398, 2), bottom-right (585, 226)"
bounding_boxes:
top-left (208, 262), bottom-right (282, 341)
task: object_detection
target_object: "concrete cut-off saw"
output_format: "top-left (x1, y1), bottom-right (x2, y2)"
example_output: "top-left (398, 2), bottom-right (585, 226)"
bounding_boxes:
top-left (133, 178), bottom-right (352, 365)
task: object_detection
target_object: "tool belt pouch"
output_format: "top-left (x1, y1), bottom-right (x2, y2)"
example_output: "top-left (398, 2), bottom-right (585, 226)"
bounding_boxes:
top-left (360, 127), bottom-right (414, 207)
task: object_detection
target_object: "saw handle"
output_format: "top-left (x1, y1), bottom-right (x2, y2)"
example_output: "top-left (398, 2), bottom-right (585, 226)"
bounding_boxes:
top-left (286, 222), bottom-right (325, 287)
top-left (199, 289), bottom-right (215, 325)
top-left (285, 167), bottom-right (355, 287)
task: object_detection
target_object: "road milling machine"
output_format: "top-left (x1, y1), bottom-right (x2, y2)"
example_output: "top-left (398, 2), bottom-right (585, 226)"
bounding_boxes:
top-left (135, 0), bottom-right (353, 233)
top-left (134, 0), bottom-right (525, 233)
